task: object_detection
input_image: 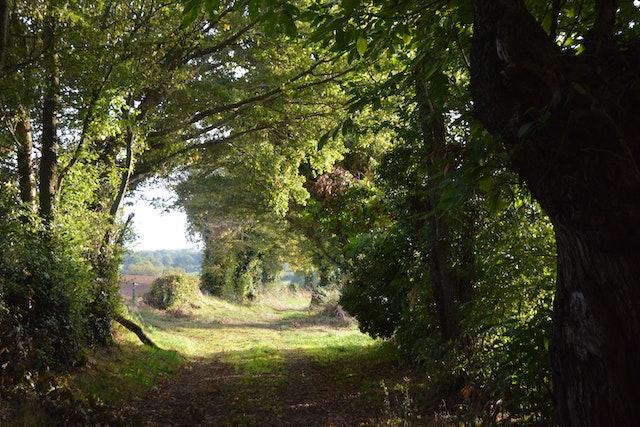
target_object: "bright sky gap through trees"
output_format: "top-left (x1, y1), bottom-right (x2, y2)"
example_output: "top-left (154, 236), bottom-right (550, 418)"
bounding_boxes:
top-left (124, 183), bottom-right (201, 251)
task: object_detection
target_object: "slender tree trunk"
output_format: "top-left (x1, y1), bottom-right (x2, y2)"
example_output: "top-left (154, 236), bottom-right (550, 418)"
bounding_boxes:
top-left (109, 124), bottom-right (134, 219)
top-left (471, 0), bottom-right (640, 424)
top-left (15, 105), bottom-right (36, 210)
top-left (113, 314), bottom-right (159, 349)
top-left (39, 11), bottom-right (60, 222)
top-left (90, 108), bottom-right (136, 346)
top-left (455, 209), bottom-right (476, 307)
top-left (0, 0), bottom-right (8, 73)
top-left (415, 73), bottom-right (460, 341)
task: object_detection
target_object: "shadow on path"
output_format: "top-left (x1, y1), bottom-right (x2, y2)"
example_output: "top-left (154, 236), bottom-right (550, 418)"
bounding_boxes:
top-left (121, 350), bottom-right (384, 426)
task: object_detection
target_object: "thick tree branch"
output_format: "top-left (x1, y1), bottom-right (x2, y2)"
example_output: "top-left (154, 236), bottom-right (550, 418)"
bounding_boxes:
top-left (113, 313), bottom-right (159, 349)
top-left (185, 17), bottom-right (261, 62)
top-left (471, 0), bottom-right (560, 137)
top-left (109, 116), bottom-right (135, 219)
top-left (586, 0), bottom-right (618, 53)
top-left (193, 57), bottom-right (344, 121)
top-left (148, 60), bottom-right (351, 140)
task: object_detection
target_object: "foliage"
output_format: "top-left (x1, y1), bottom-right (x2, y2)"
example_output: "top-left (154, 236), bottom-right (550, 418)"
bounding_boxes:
top-left (0, 192), bottom-right (123, 424)
top-left (144, 273), bottom-right (201, 312)
top-left (340, 228), bottom-right (416, 339)
top-left (196, 220), bottom-right (286, 302)
top-left (385, 197), bottom-right (553, 423)
top-left (1, 0), bottom-right (348, 402)
top-left (1, 0), bottom-right (617, 421)
top-left (125, 260), bottom-right (164, 277)
top-left (0, 0), bottom-right (170, 380)
top-left (0, 197), bottom-right (87, 371)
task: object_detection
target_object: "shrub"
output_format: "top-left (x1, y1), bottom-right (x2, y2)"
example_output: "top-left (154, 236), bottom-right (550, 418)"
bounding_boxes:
top-left (0, 213), bottom-right (91, 372)
top-left (339, 229), bottom-right (415, 338)
top-left (144, 274), bottom-right (200, 311)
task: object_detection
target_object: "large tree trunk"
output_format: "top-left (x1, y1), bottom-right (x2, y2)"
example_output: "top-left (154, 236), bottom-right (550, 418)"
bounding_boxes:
top-left (471, 0), bottom-right (640, 424)
top-left (552, 228), bottom-right (640, 424)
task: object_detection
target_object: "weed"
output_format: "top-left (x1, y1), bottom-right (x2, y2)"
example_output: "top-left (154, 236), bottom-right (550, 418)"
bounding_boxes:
top-left (380, 378), bottom-right (414, 427)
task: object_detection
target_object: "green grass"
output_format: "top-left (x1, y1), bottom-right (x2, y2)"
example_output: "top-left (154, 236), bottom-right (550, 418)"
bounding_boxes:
top-left (126, 289), bottom-right (375, 365)
top-left (69, 289), bottom-right (417, 424)
top-left (72, 325), bottom-right (183, 406)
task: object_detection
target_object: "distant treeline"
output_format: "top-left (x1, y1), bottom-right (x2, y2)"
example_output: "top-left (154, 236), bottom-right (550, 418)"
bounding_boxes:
top-left (121, 249), bottom-right (202, 276)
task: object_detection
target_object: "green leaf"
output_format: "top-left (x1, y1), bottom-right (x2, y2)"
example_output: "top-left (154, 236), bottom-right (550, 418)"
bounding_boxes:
top-left (317, 133), bottom-right (330, 150)
top-left (182, 0), bottom-right (202, 27)
top-left (517, 121), bottom-right (535, 138)
top-left (248, 0), bottom-right (260, 20)
top-left (262, 10), bottom-right (278, 37)
top-left (487, 187), bottom-right (506, 215)
top-left (356, 36), bottom-right (368, 56)
top-left (478, 176), bottom-right (493, 193)
top-left (204, 0), bottom-right (220, 19)
top-left (281, 11), bottom-right (298, 38)
top-left (342, 0), bottom-right (360, 14)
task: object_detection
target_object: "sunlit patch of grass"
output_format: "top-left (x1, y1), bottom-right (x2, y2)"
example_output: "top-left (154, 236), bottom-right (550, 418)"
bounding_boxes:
top-left (257, 288), bottom-right (313, 311)
top-left (129, 292), bottom-right (313, 410)
top-left (123, 290), bottom-right (382, 375)
top-left (224, 346), bottom-right (285, 376)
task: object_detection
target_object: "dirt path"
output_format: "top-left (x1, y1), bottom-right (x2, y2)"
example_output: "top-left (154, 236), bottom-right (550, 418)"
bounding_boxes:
top-left (116, 295), bottom-right (409, 426)
top-left (123, 351), bottom-right (383, 426)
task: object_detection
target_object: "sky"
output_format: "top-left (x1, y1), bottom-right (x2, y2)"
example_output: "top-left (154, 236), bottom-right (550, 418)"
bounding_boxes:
top-left (123, 183), bottom-right (201, 251)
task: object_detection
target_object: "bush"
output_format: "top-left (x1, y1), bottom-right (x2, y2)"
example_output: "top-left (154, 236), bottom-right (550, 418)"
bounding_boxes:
top-left (144, 274), bottom-right (200, 311)
top-left (340, 229), bottom-right (415, 338)
top-left (0, 219), bottom-right (91, 372)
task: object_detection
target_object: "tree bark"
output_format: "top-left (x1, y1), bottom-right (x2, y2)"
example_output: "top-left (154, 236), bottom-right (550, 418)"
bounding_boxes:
top-left (471, 0), bottom-right (640, 424)
top-left (415, 73), bottom-right (460, 341)
top-left (15, 105), bottom-right (36, 210)
top-left (552, 227), bottom-right (640, 424)
top-left (0, 0), bottom-right (8, 74)
top-left (39, 11), bottom-right (60, 223)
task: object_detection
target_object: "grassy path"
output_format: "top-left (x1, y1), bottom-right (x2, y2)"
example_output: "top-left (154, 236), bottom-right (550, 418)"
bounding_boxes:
top-left (106, 292), bottom-right (416, 426)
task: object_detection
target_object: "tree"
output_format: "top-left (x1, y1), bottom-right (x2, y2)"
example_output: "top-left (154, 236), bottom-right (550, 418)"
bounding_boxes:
top-left (176, 165), bottom-right (310, 301)
top-left (169, 2), bottom-right (362, 302)
top-left (470, 1), bottom-right (640, 424)
top-left (0, 0), bottom-right (350, 362)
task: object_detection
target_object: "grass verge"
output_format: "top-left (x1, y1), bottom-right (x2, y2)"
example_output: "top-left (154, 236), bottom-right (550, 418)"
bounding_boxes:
top-left (72, 324), bottom-right (183, 406)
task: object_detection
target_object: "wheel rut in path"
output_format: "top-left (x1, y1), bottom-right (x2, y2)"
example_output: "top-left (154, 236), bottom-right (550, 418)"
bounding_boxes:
top-left (123, 351), bottom-right (382, 426)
